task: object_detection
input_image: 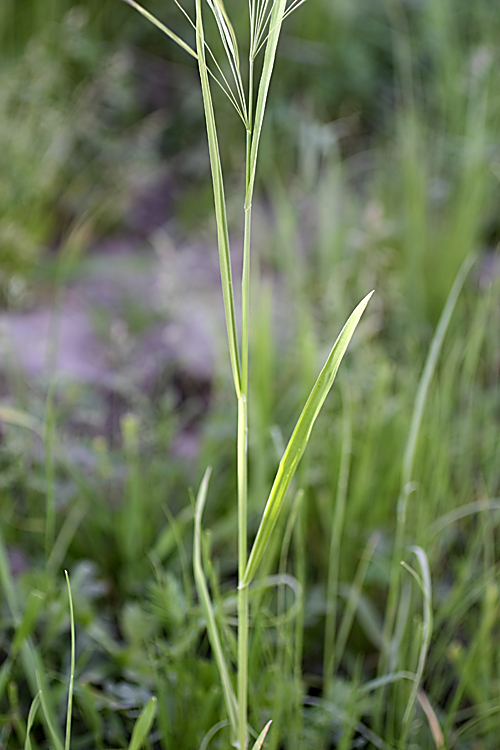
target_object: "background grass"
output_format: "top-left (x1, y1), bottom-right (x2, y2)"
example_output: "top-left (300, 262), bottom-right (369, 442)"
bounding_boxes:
top-left (0, 0), bottom-right (499, 748)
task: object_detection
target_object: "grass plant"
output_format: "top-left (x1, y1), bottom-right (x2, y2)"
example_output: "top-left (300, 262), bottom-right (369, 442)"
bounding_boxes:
top-left (125, 3), bottom-right (371, 747)
top-left (0, 0), bottom-right (499, 748)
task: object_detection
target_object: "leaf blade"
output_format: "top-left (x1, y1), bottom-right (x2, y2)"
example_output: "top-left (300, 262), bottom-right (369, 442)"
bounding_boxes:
top-left (121, 0), bottom-right (197, 59)
top-left (195, 0), bottom-right (242, 397)
top-left (251, 719), bottom-right (272, 750)
top-left (128, 696), bottom-right (158, 750)
top-left (193, 468), bottom-right (239, 736)
top-left (242, 291), bottom-right (373, 587)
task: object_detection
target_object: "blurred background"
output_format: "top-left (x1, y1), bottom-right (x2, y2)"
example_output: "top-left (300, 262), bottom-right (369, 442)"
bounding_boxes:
top-left (0, 1), bottom-right (499, 748)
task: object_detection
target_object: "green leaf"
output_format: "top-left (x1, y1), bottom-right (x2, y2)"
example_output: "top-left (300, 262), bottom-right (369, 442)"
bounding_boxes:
top-left (247, 0), bottom-right (288, 204)
top-left (37, 672), bottom-right (64, 750)
top-left (128, 696), bottom-right (158, 750)
top-left (121, 0), bottom-right (197, 60)
top-left (0, 403), bottom-right (44, 437)
top-left (193, 468), bottom-right (239, 737)
top-left (195, 0), bottom-right (242, 397)
top-left (242, 291), bottom-right (373, 587)
top-left (24, 691), bottom-right (41, 750)
top-left (251, 720), bottom-right (272, 750)
top-left (401, 546), bottom-right (432, 727)
top-left (64, 571), bottom-right (76, 750)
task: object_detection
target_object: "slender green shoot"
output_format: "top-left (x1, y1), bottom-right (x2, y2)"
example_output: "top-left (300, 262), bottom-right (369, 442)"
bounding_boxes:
top-left (122, 0), bottom-right (197, 59)
top-left (24, 691), bottom-right (41, 750)
top-left (125, 4), bottom-right (371, 749)
top-left (193, 468), bottom-right (239, 738)
top-left (399, 547), bottom-right (432, 747)
top-left (251, 720), bottom-right (272, 750)
top-left (64, 571), bottom-right (75, 750)
top-left (128, 696), bottom-right (158, 750)
top-left (36, 670), bottom-right (64, 750)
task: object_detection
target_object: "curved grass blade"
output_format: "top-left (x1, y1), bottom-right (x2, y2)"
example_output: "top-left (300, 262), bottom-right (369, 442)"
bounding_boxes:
top-left (0, 404), bottom-right (44, 438)
top-left (128, 696), bottom-right (158, 750)
top-left (251, 720), bottom-right (272, 750)
top-left (401, 253), bottom-right (476, 504)
top-left (400, 547), bottom-right (432, 730)
top-left (242, 291), bottom-right (373, 587)
top-left (24, 691), bottom-right (41, 750)
top-left (199, 719), bottom-right (230, 750)
top-left (194, 468), bottom-right (239, 736)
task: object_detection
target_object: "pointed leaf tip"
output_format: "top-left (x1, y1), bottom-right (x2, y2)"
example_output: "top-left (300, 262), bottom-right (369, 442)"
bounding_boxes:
top-left (242, 291), bottom-right (373, 586)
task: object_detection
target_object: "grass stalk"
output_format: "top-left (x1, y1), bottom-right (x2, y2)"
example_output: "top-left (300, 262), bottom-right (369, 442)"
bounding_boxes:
top-left (238, 394), bottom-right (249, 750)
top-left (125, 5), bottom-right (372, 749)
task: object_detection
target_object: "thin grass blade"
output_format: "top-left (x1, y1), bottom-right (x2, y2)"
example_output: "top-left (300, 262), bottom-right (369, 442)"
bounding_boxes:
top-left (0, 404), bottom-right (44, 438)
top-left (24, 691), bottom-right (41, 750)
top-left (247, 0), bottom-right (287, 203)
top-left (206, 0), bottom-right (246, 116)
top-left (128, 696), bottom-right (157, 750)
top-left (199, 720), bottom-right (230, 750)
top-left (402, 253), bottom-right (476, 498)
top-left (121, 0), bottom-right (197, 59)
top-left (0, 527), bottom-right (63, 747)
top-left (212, 0), bottom-right (240, 68)
top-left (0, 657), bottom-right (13, 701)
top-left (64, 572), bottom-right (75, 750)
top-left (36, 672), bottom-right (64, 750)
top-left (401, 547), bottom-right (432, 728)
top-left (359, 672), bottom-right (415, 695)
top-left (124, 1), bottom-right (243, 393)
top-left (251, 720), bottom-right (272, 750)
top-left (195, 0), bottom-right (241, 397)
top-left (243, 291), bottom-right (373, 586)
top-left (193, 468), bottom-right (239, 736)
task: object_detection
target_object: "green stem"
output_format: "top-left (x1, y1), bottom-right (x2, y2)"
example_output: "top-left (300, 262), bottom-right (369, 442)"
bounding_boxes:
top-left (241, 57), bottom-right (254, 391)
top-left (237, 394), bottom-right (249, 750)
top-left (237, 575), bottom-right (249, 750)
top-left (237, 53), bottom-right (256, 750)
